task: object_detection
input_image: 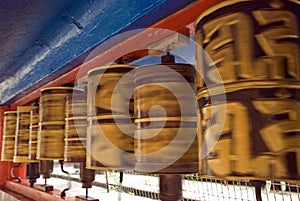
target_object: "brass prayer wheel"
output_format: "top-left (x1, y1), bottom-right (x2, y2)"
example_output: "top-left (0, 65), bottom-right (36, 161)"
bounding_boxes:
top-left (64, 117), bottom-right (87, 162)
top-left (86, 64), bottom-right (136, 170)
top-left (38, 86), bottom-right (82, 160)
top-left (29, 107), bottom-right (39, 161)
top-left (1, 111), bottom-right (17, 161)
top-left (14, 106), bottom-right (37, 163)
top-left (64, 90), bottom-right (87, 162)
top-left (37, 121), bottom-right (65, 160)
top-left (40, 87), bottom-right (78, 122)
top-left (86, 115), bottom-right (134, 170)
top-left (134, 61), bottom-right (198, 174)
top-left (65, 90), bottom-right (87, 118)
top-left (134, 64), bottom-right (196, 118)
top-left (195, 0), bottom-right (300, 183)
top-left (134, 117), bottom-right (198, 174)
top-left (87, 64), bottom-right (136, 117)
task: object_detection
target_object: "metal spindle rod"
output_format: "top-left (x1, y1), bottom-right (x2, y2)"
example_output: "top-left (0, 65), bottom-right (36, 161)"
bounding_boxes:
top-left (105, 171), bottom-right (109, 193)
top-left (59, 160), bottom-right (71, 198)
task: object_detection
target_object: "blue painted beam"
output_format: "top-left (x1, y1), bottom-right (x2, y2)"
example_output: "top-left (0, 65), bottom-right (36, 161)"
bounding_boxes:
top-left (0, 0), bottom-right (196, 104)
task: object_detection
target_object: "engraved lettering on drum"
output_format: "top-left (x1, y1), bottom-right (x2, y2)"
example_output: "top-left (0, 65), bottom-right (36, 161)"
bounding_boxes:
top-left (195, 0), bottom-right (300, 182)
top-left (201, 94), bottom-right (300, 179)
top-left (203, 102), bottom-right (251, 176)
top-left (197, 8), bottom-right (299, 88)
top-left (253, 10), bottom-right (299, 79)
top-left (253, 98), bottom-right (300, 178)
top-left (199, 12), bottom-right (253, 86)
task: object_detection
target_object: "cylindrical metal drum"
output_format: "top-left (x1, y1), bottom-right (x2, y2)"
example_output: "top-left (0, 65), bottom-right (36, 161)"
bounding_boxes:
top-left (86, 115), bottom-right (134, 170)
top-left (87, 64), bottom-right (136, 117)
top-left (195, 0), bottom-right (300, 183)
top-left (64, 91), bottom-right (87, 162)
top-left (134, 117), bottom-right (198, 174)
top-left (64, 117), bottom-right (87, 162)
top-left (134, 63), bottom-right (198, 174)
top-left (134, 64), bottom-right (196, 118)
top-left (14, 106), bottom-right (37, 163)
top-left (40, 87), bottom-right (77, 122)
top-left (29, 107), bottom-right (39, 161)
top-left (1, 111), bottom-right (17, 161)
top-left (37, 122), bottom-right (65, 160)
top-left (38, 86), bottom-right (81, 160)
top-left (86, 64), bottom-right (136, 170)
top-left (65, 90), bottom-right (87, 118)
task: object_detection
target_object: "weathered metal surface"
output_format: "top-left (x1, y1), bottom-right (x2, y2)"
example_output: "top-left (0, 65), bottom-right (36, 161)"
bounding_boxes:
top-left (196, 0), bottom-right (300, 183)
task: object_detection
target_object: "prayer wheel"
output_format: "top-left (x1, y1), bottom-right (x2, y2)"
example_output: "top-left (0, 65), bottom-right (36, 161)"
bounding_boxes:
top-left (64, 90), bottom-right (98, 199)
top-left (39, 87), bottom-right (77, 122)
top-left (37, 122), bottom-right (65, 160)
top-left (29, 107), bottom-right (39, 161)
top-left (37, 86), bottom-right (81, 160)
top-left (14, 106), bottom-right (37, 163)
top-left (64, 91), bottom-right (87, 162)
top-left (64, 117), bottom-right (87, 162)
top-left (134, 64), bottom-right (196, 118)
top-left (86, 115), bottom-right (134, 170)
top-left (134, 117), bottom-right (198, 174)
top-left (1, 111), bottom-right (17, 161)
top-left (87, 64), bottom-right (136, 117)
top-left (134, 60), bottom-right (198, 174)
top-left (86, 64), bottom-right (136, 170)
top-left (195, 0), bottom-right (300, 183)
top-left (65, 90), bottom-right (87, 118)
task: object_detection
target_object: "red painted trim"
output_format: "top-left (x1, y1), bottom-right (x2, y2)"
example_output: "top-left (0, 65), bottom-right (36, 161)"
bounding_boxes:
top-left (11, 163), bottom-right (26, 181)
top-left (4, 181), bottom-right (73, 201)
top-left (148, 0), bottom-right (224, 33)
top-left (0, 106), bottom-right (11, 186)
top-left (11, 0), bottom-right (224, 108)
top-left (0, 162), bottom-right (10, 186)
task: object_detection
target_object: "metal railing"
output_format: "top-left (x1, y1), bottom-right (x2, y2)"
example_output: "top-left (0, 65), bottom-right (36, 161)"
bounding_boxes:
top-left (52, 166), bottom-right (300, 201)
top-left (104, 171), bottom-right (300, 201)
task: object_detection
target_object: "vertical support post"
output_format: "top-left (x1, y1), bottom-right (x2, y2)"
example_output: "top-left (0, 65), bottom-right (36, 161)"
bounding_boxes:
top-left (0, 105), bottom-right (11, 186)
top-left (159, 175), bottom-right (182, 201)
top-left (251, 180), bottom-right (265, 201)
